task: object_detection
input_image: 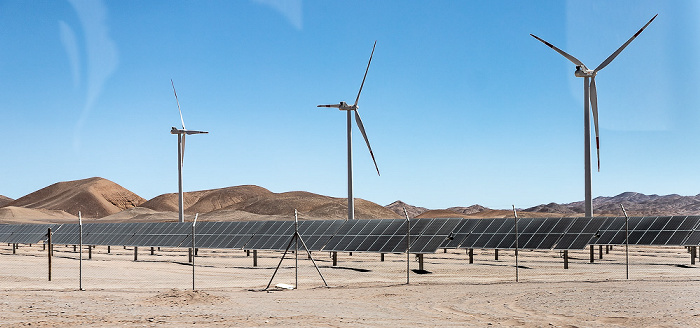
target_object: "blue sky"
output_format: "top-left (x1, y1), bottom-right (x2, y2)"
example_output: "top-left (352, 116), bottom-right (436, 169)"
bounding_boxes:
top-left (1, 0), bottom-right (699, 210)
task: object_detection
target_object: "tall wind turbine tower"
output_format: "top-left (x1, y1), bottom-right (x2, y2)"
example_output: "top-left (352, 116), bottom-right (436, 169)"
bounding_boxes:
top-left (170, 80), bottom-right (208, 222)
top-left (531, 15), bottom-right (657, 217)
top-left (318, 41), bottom-right (380, 220)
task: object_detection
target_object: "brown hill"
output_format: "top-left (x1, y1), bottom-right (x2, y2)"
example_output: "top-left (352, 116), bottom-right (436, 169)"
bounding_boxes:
top-left (4, 177), bottom-right (146, 218)
top-left (385, 201), bottom-right (428, 218)
top-left (95, 207), bottom-right (180, 223)
top-left (0, 195), bottom-right (13, 207)
top-left (525, 192), bottom-right (700, 216)
top-left (140, 185), bottom-right (273, 213)
top-left (415, 208), bottom-right (571, 219)
top-left (0, 206), bottom-right (78, 224)
top-left (415, 209), bottom-right (466, 218)
top-left (142, 186), bottom-right (401, 221)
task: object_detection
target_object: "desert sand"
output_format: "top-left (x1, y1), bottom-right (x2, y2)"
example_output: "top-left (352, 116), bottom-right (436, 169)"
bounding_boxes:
top-left (2, 243), bottom-right (700, 327)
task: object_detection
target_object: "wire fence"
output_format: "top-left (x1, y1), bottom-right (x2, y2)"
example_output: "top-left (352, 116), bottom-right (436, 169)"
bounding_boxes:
top-left (1, 242), bottom-right (698, 291)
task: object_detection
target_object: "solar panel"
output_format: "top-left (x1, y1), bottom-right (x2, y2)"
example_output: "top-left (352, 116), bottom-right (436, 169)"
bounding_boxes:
top-left (197, 221), bottom-right (262, 249)
top-left (366, 219), bottom-right (406, 252)
top-left (243, 220), bottom-right (294, 250)
top-left (350, 219), bottom-right (394, 252)
top-left (3, 224), bottom-right (58, 244)
top-left (321, 220), bottom-right (358, 252)
top-left (440, 219), bottom-right (478, 248)
top-left (300, 220), bottom-right (345, 251)
top-left (680, 216), bottom-right (700, 246)
top-left (136, 222), bottom-right (192, 247)
top-left (377, 220), bottom-right (411, 254)
top-left (554, 218), bottom-right (606, 250)
top-left (459, 218), bottom-right (495, 249)
top-left (50, 224), bottom-right (81, 245)
top-left (410, 218), bottom-right (462, 254)
top-left (86, 223), bottom-right (145, 246)
top-left (340, 219), bottom-right (386, 252)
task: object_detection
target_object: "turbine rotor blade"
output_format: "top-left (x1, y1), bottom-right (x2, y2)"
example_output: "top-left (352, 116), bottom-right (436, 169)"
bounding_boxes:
top-left (354, 40), bottom-right (376, 107)
top-left (354, 110), bottom-right (380, 176)
top-left (590, 77), bottom-right (600, 172)
top-left (594, 14), bottom-right (657, 72)
top-left (530, 34), bottom-right (585, 68)
top-left (171, 79), bottom-right (186, 130)
top-left (318, 104), bottom-right (341, 108)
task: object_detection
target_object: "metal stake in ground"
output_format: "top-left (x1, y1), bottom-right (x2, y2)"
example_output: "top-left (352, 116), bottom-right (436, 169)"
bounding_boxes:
top-left (620, 204), bottom-right (629, 280)
top-left (79, 211), bottom-right (84, 291)
top-left (512, 205), bottom-right (519, 283)
top-left (192, 213), bottom-right (198, 291)
top-left (295, 209), bottom-right (299, 289)
top-left (47, 227), bottom-right (52, 281)
top-left (403, 207), bottom-right (410, 284)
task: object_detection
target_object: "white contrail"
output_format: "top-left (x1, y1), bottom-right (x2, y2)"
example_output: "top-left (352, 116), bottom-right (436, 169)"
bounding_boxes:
top-left (66, 0), bottom-right (119, 152)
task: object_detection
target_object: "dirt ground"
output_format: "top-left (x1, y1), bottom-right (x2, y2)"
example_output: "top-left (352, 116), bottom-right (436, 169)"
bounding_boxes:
top-left (1, 244), bottom-right (700, 327)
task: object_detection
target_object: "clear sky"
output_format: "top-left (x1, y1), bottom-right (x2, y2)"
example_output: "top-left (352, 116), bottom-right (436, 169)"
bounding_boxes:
top-left (1, 0), bottom-right (699, 210)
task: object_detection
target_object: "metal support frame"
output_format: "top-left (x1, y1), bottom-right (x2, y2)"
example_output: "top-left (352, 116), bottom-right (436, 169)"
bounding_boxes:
top-left (192, 214), bottom-right (197, 290)
top-left (265, 210), bottom-right (327, 290)
top-left (47, 228), bottom-right (52, 281)
top-left (621, 204), bottom-right (630, 279)
top-left (403, 207), bottom-right (410, 284)
top-left (79, 212), bottom-right (84, 291)
top-left (512, 205), bottom-right (519, 282)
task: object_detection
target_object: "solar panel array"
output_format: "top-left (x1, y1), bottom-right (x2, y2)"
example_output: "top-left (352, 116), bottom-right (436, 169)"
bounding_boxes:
top-left (4, 216), bottom-right (700, 253)
top-left (590, 216), bottom-right (700, 246)
top-left (0, 224), bottom-right (59, 244)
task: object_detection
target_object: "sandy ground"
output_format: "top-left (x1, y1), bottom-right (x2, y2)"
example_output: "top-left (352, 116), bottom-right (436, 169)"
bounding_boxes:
top-left (1, 244), bottom-right (700, 327)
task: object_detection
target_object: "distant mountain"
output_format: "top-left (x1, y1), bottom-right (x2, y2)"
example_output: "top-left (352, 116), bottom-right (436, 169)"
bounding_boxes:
top-left (141, 186), bottom-right (401, 221)
top-left (388, 192), bottom-right (700, 218)
top-left (4, 177), bottom-right (700, 224)
top-left (0, 195), bottom-right (13, 207)
top-left (3, 177), bottom-right (146, 218)
top-left (525, 192), bottom-right (700, 216)
top-left (385, 200), bottom-right (428, 218)
top-left (447, 205), bottom-right (490, 215)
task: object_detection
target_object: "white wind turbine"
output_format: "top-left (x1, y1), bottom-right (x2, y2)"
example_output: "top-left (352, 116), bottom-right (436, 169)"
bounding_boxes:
top-left (170, 80), bottom-right (208, 222)
top-left (531, 14), bottom-right (657, 217)
top-left (318, 41), bottom-right (380, 221)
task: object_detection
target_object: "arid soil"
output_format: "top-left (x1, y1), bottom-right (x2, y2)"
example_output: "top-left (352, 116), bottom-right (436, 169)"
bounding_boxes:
top-left (1, 244), bottom-right (700, 327)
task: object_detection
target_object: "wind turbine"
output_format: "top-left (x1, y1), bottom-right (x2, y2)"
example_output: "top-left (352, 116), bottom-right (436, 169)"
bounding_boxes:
top-left (170, 80), bottom-right (208, 223)
top-left (531, 14), bottom-right (657, 217)
top-left (318, 41), bottom-right (380, 221)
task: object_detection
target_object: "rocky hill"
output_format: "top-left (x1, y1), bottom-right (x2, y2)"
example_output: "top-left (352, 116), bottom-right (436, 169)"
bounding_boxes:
top-left (3, 177), bottom-right (146, 218)
top-left (141, 186), bottom-right (400, 221)
top-left (385, 200), bottom-right (428, 218)
top-left (0, 195), bottom-right (13, 207)
top-left (526, 192), bottom-right (700, 216)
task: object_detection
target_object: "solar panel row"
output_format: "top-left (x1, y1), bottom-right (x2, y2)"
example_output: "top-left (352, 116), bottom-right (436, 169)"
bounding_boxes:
top-left (0, 224), bottom-right (59, 244)
top-left (4, 216), bottom-right (700, 253)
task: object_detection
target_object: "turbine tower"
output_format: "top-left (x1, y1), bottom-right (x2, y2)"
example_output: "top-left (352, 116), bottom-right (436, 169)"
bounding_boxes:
top-left (318, 41), bottom-right (380, 220)
top-left (531, 15), bottom-right (657, 217)
top-left (170, 80), bottom-right (208, 222)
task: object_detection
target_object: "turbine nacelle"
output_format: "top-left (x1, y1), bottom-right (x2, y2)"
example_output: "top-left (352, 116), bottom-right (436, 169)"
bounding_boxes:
top-left (317, 101), bottom-right (356, 111)
top-left (574, 66), bottom-right (595, 78)
top-left (171, 127), bottom-right (208, 135)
